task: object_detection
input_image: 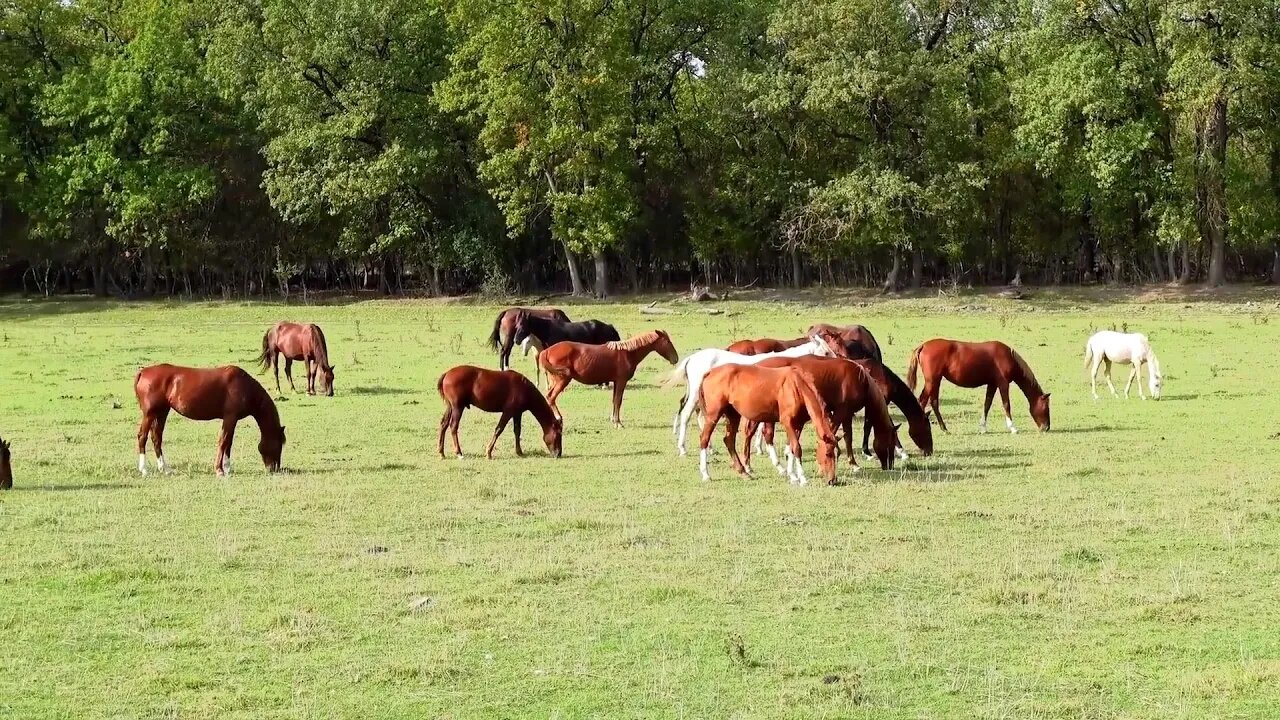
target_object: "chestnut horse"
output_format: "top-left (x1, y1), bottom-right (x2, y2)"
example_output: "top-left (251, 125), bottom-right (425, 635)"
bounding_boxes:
top-left (806, 323), bottom-right (883, 362)
top-left (538, 330), bottom-right (679, 427)
top-left (743, 356), bottom-right (899, 473)
top-left (135, 364), bottom-right (286, 476)
top-left (257, 322), bottom-right (335, 396)
top-left (489, 307), bottom-right (570, 370)
top-left (0, 436), bottom-right (11, 490)
top-left (696, 364), bottom-right (839, 485)
top-left (437, 366), bottom-right (562, 459)
top-left (725, 337), bottom-right (808, 355)
top-left (907, 339), bottom-right (1051, 434)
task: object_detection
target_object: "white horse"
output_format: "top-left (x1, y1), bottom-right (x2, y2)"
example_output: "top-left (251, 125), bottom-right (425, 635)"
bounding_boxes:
top-left (1084, 330), bottom-right (1163, 400)
top-left (662, 336), bottom-right (838, 459)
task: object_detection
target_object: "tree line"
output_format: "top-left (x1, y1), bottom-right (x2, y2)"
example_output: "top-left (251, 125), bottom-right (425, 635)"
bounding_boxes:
top-left (2, 0), bottom-right (1279, 297)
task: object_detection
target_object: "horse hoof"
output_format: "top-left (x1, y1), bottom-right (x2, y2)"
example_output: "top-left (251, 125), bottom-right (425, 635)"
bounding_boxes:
top-left (456, 454), bottom-right (465, 460)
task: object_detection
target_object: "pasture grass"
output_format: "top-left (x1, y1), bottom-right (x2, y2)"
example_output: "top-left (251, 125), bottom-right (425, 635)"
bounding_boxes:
top-left (1, 288), bottom-right (1278, 719)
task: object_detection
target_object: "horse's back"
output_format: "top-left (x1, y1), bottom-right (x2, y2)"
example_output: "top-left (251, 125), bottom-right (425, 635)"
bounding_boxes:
top-left (440, 364), bottom-right (531, 412)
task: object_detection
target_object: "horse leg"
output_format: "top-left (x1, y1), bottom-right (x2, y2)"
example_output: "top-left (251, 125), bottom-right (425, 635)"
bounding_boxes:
top-left (676, 375), bottom-right (702, 456)
top-left (845, 416), bottom-right (861, 472)
top-left (926, 380), bottom-right (949, 433)
top-left (672, 393), bottom-right (685, 436)
top-left (284, 359), bottom-right (297, 393)
top-left (611, 379), bottom-right (627, 428)
top-left (272, 351), bottom-right (283, 395)
top-left (742, 420), bottom-right (757, 473)
top-left (1103, 359), bottom-right (1118, 397)
top-left (762, 424), bottom-right (785, 475)
top-left (136, 414), bottom-right (155, 475)
top-left (438, 407), bottom-right (452, 459)
top-left (150, 409), bottom-right (171, 474)
top-left (981, 385), bottom-right (996, 433)
top-left (216, 418), bottom-right (237, 476)
top-left (1126, 364), bottom-right (1142, 399)
top-left (998, 382), bottom-right (1017, 434)
top-left (450, 408), bottom-right (464, 458)
top-left (697, 405), bottom-right (722, 482)
top-left (546, 376), bottom-right (569, 421)
top-left (784, 424), bottom-right (807, 486)
top-left (861, 414), bottom-right (872, 459)
top-left (723, 414), bottom-right (749, 478)
top-left (1090, 354), bottom-right (1103, 400)
top-left (512, 413), bottom-right (524, 456)
top-left (486, 412), bottom-right (514, 459)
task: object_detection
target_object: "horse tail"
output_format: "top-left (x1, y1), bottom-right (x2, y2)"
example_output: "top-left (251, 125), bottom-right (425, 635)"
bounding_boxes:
top-left (661, 356), bottom-right (692, 390)
top-left (256, 329), bottom-right (273, 372)
top-left (310, 324), bottom-right (330, 368)
top-left (1082, 340), bottom-right (1094, 371)
top-left (906, 344), bottom-right (923, 390)
top-left (488, 310), bottom-right (505, 349)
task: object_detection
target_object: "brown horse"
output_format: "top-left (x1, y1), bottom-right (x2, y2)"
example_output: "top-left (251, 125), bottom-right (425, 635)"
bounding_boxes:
top-left (907, 339), bottom-right (1051, 434)
top-left (489, 307), bottom-right (571, 370)
top-left (743, 356), bottom-right (899, 473)
top-left (697, 364), bottom-right (839, 485)
top-left (0, 437), bottom-right (11, 490)
top-left (724, 337), bottom-right (808, 355)
top-left (257, 322), bottom-right (335, 396)
top-left (538, 330), bottom-right (679, 427)
top-left (437, 366), bottom-right (562, 459)
top-left (806, 323), bottom-right (883, 362)
top-left (135, 364), bottom-right (286, 476)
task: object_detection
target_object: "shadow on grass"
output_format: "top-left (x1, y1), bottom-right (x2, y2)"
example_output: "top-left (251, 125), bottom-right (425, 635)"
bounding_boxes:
top-left (1052, 425), bottom-right (1121, 434)
top-left (11, 482), bottom-right (139, 491)
top-left (349, 385), bottom-right (414, 396)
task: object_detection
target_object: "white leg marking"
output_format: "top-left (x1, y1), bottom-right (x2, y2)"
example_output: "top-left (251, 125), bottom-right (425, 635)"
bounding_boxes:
top-left (223, 455), bottom-right (233, 475)
top-left (156, 455), bottom-right (168, 474)
top-left (979, 418), bottom-right (988, 433)
top-left (765, 445), bottom-right (784, 474)
top-left (1005, 415), bottom-right (1018, 434)
top-left (699, 448), bottom-right (710, 482)
top-left (138, 453), bottom-right (148, 475)
top-left (895, 446), bottom-right (909, 461)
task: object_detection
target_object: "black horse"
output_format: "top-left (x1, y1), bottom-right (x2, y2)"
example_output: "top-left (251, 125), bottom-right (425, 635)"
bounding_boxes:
top-left (512, 313), bottom-right (621, 385)
top-left (489, 307), bottom-right (571, 370)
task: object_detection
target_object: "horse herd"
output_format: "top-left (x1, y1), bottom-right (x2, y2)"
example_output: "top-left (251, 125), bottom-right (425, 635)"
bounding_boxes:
top-left (0, 308), bottom-right (1162, 489)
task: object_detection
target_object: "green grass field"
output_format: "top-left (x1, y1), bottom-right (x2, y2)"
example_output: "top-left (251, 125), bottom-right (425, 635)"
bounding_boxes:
top-left (1, 288), bottom-right (1278, 719)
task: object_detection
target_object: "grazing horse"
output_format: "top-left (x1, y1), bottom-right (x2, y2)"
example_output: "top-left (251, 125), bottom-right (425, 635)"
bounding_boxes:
top-left (743, 356), bottom-right (900, 473)
top-left (663, 332), bottom-right (846, 455)
top-left (907, 339), bottom-right (1051, 434)
top-left (805, 323), bottom-right (883, 362)
top-left (725, 337), bottom-right (809, 355)
top-left (538, 330), bottom-right (679, 427)
top-left (696, 364), bottom-right (839, 485)
top-left (0, 437), bottom-right (11, 490)
top-left (257, 322), bottom-right (335, 396)
top-left (489, 307), bottom-right (571, 370)
top-left (1084, 330), bottom-right (1163, 400)
top-left (437, 366), bottom-right (562, 459)
top-left (135, 364), bottom-right (286, 476)
top-left (856, 362), bottom-right (931, 459)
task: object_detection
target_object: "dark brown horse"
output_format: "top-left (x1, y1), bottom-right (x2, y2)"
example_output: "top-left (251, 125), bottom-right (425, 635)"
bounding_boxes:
top-left (743, 356), bottom-right (899, 473)
top-left (806, 323), bottom-right (883, 362)
top-left (135, 364), bottom-right (286, 476)
top-left (696, 364), bottom-right (839, 484)
top-left (907, 339), bottom-right (1051, 434)
top-left (257, 322), bottom-right (335, 396)
top-left (489, 307), bottom-right (571, 370)
top-left (437, 366), bottom-right (562, 459)
top-left (855, 360), bottom-right (932, 458)
top-left (724, 337), bottom-right (808, 355)
top-left (0, 437), bottom-right (11, 490)
top-left (538, 330), bottom-right (679, 427)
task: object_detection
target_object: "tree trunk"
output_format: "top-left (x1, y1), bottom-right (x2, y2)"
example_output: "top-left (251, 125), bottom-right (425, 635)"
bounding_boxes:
top-left (910, 246), bottom-right (923, 289)
top-left (1167, 245), bottom-right (1177, 282)
top-left (1178, 241), bottom-right (1192, 284)
top-left (92, 259), bottom-right (107, 297)
top-left (1271, 244), bottom-right (1280, 285)
top-left (1151, 244), bottom-right (1165, 282)
top-left (1195, 94), bottom-right (1229, 286)
top-left (562, 240), bottom-right (585, 295)
top-left (881, 250), bottom-right (901, 294)
top-left (592, 248), bottom-right (609, 297)
top-left (790, 250), bottom-right (803, 288)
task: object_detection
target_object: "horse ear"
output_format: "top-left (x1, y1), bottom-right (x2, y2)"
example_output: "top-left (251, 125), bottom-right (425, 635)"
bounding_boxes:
top-left (1044, 393), bottom-right (1051, 400)
top-left (894, 423), bottom-right (902, 431)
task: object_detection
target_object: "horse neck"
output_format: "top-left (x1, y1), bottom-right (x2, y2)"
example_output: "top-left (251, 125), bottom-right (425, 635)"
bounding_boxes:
top-left (1009, 358), bottom-right (1044, 401)
top-left (881, 366), bottom-right (926, 421)
top-left (248, 385), bottom-right (282, 435)
top-left (624, 341), bottom-right (659, 366)
top-left (523, 385), bottom-right (558, 431)
top-left (861, 374), bottom-right (894, 433)
top-left (311, 327), bottom-right (329, 366)
top-left (792, 374), bottom-right (834, 438)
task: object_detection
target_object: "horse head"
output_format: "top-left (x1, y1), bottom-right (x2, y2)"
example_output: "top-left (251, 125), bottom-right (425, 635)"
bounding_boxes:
top-left (321, 365), bottom-right (336, 397)
top-left (510, 310), bottom-right (534, 345)
top-left (655, 331), bottom-right (680, 364)
top-left (1031, 393), bottom-right (1051, 431)
top-left (1148, 370), bottom-right (1163, 399)
top-left (815, 428), bottom-right (839, 484)
top-left (544, 417), bottom-right (563, 458)
top-left (813, 329), bottom-right (849, 359)
top-left (259, 425), bottom-right (286, 471)
top-left (0, 437), bottom-right (12, 490)
top-left (872, 422), bottom-right (899, 471)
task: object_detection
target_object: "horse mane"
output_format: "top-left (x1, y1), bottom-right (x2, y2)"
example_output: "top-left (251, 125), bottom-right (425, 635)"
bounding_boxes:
top-left (608, 330), bottom-right (662, 351)
top-left (309, 324), bottom-right (330, 368)
top-left (1010, 348), bottom-right (1043, 395)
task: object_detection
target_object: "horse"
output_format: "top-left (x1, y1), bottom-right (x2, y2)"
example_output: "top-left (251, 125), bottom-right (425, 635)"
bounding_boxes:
top-left (662, 332), bottom-right (846, 456)
top-left (696, 364), bottom-right (839, 485)
top-left (437, 366), bottom-right (563, 459)
top-left (489, 307), bottom-right (571, 370)
top-left (538, 330), bottom-right (680, 427)
top-left (742, 356), bottom-right (900, 473)
top-left (135, 364), bottom-right (286, 476)
top-left (907, 339), bottom-right (1051, 434)
top-left (1084, 331), bottom-right (1163, 400)
top-left (513, 313), bottom-right (622, 384)
top-left (0, 437), bottom-right (11, 490)
top-left (257, 322), bottom-right (335, 396)
top-left (724, 337), bottom-right (809, 355)
top-left (805, 323), bottom-right (883, 362)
